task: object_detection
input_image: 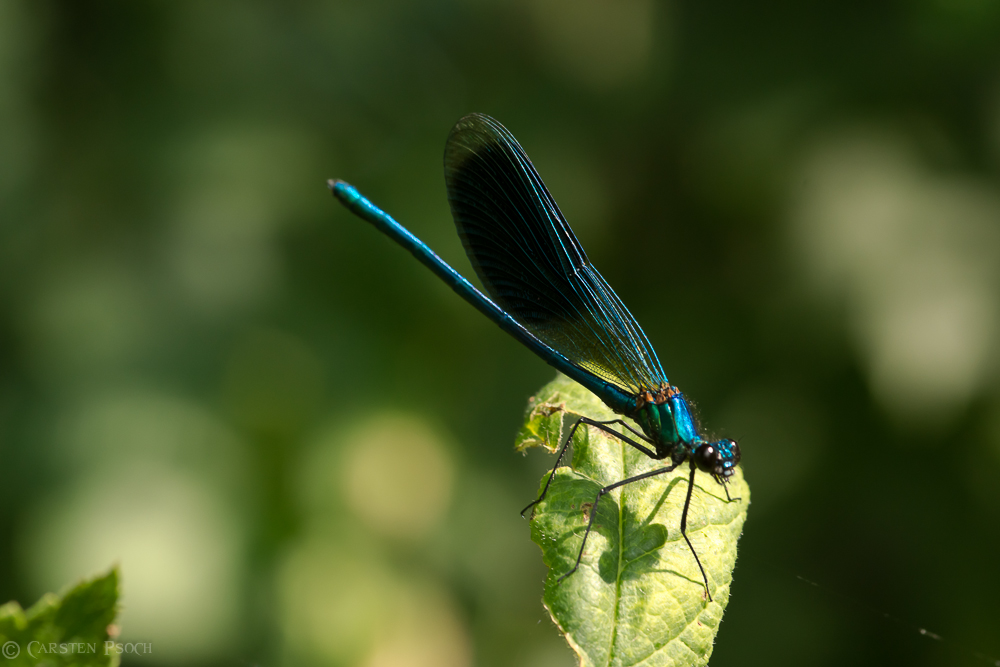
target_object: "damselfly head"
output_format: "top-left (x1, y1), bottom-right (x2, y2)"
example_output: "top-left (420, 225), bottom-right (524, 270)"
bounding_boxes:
top-left (693, 439), bottom-right (740, 478)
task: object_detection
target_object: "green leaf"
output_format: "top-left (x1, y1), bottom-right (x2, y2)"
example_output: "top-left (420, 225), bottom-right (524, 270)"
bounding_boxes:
top-left (515, 384), bottom-right (571, 454)
top-left (522, 375), bottom-right (750, 667)
top-left (0, 568), bottom-right (121, 667)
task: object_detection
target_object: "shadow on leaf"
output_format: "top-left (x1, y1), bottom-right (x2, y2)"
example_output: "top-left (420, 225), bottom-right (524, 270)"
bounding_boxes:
top-left (550, 474), bottom-right (686, 585)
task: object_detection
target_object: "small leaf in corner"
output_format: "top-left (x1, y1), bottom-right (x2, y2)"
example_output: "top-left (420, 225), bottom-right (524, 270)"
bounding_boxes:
top-left (0, 567), bottom-right (121, 666)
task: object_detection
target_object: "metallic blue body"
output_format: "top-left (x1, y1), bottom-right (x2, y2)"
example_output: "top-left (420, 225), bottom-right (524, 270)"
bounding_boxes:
top-left (671, 394), bottom-right (700, 444)
top-left (331, 179), bottom-right (736, 473)
top-left (329, 113), bottom-right (739, 480)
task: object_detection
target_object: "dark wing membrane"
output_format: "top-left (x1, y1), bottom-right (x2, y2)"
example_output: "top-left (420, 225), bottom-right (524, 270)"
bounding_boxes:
top-left (444, 113), bottom-right (666, 395)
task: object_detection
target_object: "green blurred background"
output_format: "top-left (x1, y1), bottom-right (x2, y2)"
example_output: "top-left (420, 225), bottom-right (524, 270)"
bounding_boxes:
top-left (2, 1), bottom-right (1000, 665)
